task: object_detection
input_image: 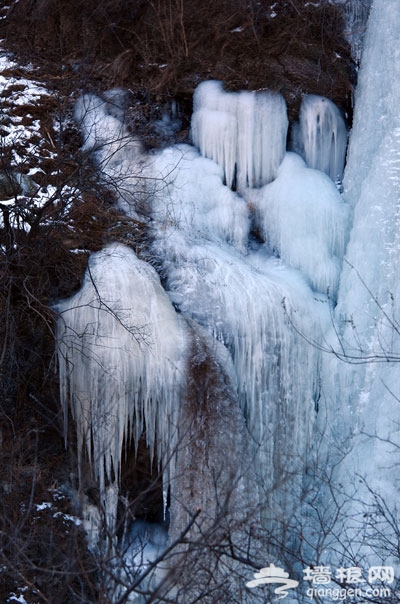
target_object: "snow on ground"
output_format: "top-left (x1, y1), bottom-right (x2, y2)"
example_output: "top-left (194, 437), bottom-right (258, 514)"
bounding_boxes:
top-left (0, 47), bottom-right (79, 224)
top-left (0, 46), bottom-right (87, 602)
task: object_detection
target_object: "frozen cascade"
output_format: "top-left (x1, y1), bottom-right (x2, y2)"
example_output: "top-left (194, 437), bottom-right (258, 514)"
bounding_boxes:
top-left (149, 212), bottom-right (330, 524)
top-left (293, 94), bottom-right (348, 183)
top-left (56, 243), bottom-right (188, 512)
top-left (314, 0), bottom-right (400, 566)
top-left (63, 60), bottom-right (353, 591)
top-left (191, 80), bottom-right (288, 190)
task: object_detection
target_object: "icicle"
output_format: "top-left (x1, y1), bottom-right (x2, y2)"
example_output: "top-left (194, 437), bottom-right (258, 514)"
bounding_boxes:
top-left (191, 108), bottom-right (238, 188)
top-left (191, 80), bottom-right (288, 191)
top-left (294, 94), bottom-right (348, 183)
top-left (56, 243), bottom-right (188, 528)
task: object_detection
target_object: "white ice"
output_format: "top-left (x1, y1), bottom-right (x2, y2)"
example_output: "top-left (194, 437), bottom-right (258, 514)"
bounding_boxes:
top-left (293, 94), bottom-right (348, 183)
top-left (149, 143), bottom-right (249, 252)
top-left (314, 0), bottom-right (400, 566)
top-left (191, 80), bottom-right (288, 190)
top-left (246, 152), bottom-right (350, 295)
top-left (56, 243), bottom-right (188, 501)
top-left (74, 93), bottom-right (144, 215)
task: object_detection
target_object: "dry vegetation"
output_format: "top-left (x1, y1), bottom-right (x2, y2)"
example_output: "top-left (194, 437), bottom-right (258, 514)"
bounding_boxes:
top-left (2, 0), bottom-right (354, 120)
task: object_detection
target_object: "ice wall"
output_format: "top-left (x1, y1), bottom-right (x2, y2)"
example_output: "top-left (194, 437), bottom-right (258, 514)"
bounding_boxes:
top-left (315, 0), bottom-right (400, 566)
top-left (191, 80), bottom-right (288, 190)
top-left (328, 0), bottom-right (400, 450)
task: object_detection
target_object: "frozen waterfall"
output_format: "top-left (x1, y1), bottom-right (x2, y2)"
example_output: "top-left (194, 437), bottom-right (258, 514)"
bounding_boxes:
top-left (60, 83), bottom-right (350, 528)
top-left (56, 16), bottom-right (400, 595)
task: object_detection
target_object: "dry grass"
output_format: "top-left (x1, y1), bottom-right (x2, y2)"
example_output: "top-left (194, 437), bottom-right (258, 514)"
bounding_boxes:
top-left (3, 0), bottom-right (354, 120)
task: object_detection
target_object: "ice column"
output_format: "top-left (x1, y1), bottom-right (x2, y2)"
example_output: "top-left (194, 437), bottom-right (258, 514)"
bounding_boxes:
top-left (294, 94), bottom-right (348, 183)
top-left (313, 0), bottom-right (400, 565)
top-left (56, 244), bottom-right (188, 504)
top-left (191, 80), bottom-right (288, 190)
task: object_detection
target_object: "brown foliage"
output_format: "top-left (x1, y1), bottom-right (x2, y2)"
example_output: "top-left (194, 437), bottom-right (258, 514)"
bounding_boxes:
top-left (0, 426), bottom-right (98, 603)
top-left (3, 0), bottom-right (354, 119)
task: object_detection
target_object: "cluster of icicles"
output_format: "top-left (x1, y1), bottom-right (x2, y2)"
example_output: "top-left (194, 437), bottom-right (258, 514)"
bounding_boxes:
top-left (56, 82), bottom-right (350, 544)
top-left (191, 80), bottom-right (348, 188)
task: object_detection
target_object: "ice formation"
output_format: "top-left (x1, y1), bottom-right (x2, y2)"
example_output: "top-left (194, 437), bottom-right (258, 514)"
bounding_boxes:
top-left (310, 0), bottom-right (400, 566)
top-left (324, 0), bottom-right (400, 458)
top-left (63, 74), bottom-right (352, 551)
top-left (56, 244), bottom-right (188, 499)
top-left (56, 0), bottom-right (400, 591)
top-left (74, 92), bottom-right (145, 217)
top-left (293, 94), bottom-right (348, 182)
top-left (155, 231), bottom-right (326, 472)
top-left (149, 143), bottom-right (249, 252)
top-left (74, 93), bottom-right (126, 156)
top-left (191, 80), bottom-right (288, 190)
top-left (335, 0), bottom-right (372, 63)
top-left (246, 152), bottom-right (350, 294)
